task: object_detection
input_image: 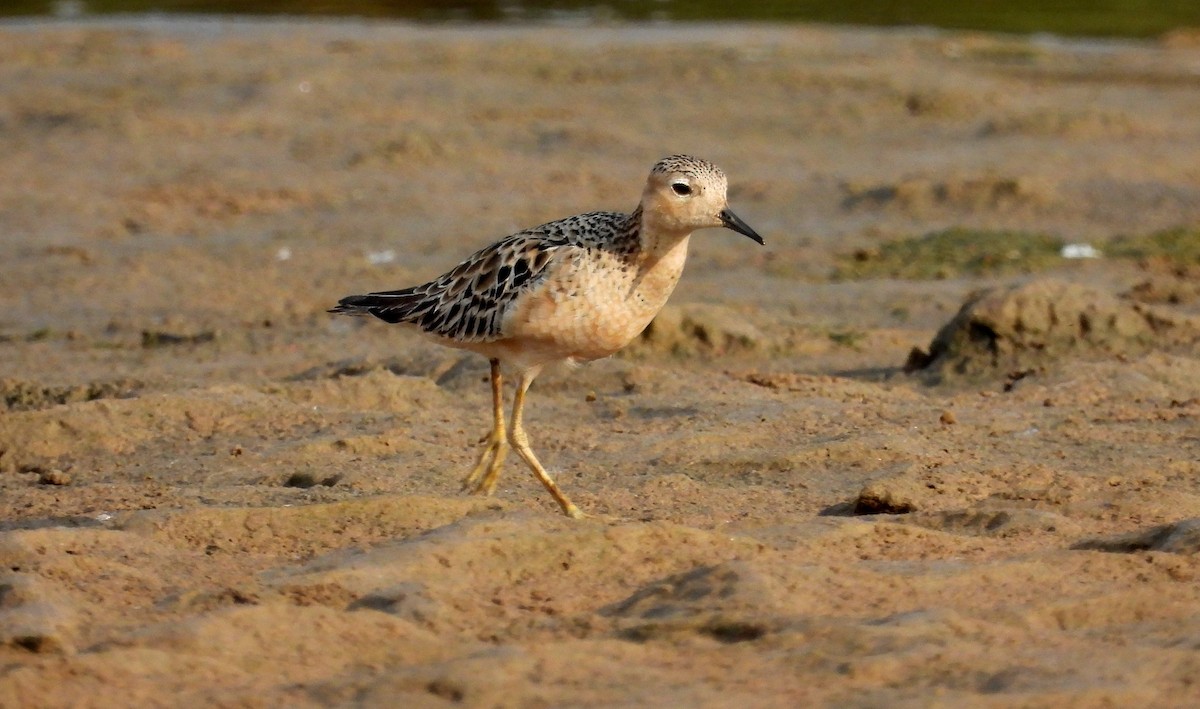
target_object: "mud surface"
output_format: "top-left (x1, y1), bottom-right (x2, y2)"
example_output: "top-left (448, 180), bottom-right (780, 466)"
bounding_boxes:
top-left (2, 20), bottom-right (1200, 707)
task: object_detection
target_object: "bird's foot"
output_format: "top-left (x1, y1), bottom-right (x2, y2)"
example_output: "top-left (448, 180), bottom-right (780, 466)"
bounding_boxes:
top-left (461, 432), bottom-right (508, 495)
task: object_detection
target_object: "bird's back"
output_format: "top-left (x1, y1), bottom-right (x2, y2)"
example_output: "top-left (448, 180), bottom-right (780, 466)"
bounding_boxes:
top-left (330, 211), bottom-right (638, 348)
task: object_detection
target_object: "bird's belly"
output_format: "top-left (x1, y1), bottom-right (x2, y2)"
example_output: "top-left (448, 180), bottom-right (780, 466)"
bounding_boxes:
top-left (502, 255), bottom-right (682, 363)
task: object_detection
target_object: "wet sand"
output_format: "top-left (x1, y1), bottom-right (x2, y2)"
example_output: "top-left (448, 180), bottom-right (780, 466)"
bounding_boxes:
top-left (2, 19), bottom-right (1200, 707)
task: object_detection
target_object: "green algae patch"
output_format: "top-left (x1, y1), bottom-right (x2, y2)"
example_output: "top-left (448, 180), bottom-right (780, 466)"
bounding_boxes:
top-left (1107, 227), bottom-right (1200, 265)
top-left (834, 228), bottom-right (1064, 281)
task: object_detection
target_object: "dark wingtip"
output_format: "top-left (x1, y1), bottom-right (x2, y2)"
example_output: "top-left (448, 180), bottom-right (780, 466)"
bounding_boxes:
top-left (329, 295), bottom-right (369, 315)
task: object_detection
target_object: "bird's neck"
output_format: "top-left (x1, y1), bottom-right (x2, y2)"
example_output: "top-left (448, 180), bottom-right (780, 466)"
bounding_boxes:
top-left (630, 204), bottom-right (693, 262)
top-left (626, 204), bottom-right (692, 315)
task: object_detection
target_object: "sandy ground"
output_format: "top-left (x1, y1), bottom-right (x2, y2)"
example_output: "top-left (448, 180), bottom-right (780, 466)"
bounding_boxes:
top-left (2, 18), bottom-right (1200, 707)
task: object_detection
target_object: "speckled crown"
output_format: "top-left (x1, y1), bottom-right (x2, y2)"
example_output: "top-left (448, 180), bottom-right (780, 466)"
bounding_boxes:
top-left (651, 155), bottom-right (726, 182)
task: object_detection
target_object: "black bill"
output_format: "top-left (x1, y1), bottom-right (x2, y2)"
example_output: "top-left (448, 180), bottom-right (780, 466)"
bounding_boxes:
top-left (719, 208), bottom-right (764, 245)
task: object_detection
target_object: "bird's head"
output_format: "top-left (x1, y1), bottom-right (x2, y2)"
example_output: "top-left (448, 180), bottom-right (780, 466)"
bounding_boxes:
top-left (640, 154), bottom-right (763, 245)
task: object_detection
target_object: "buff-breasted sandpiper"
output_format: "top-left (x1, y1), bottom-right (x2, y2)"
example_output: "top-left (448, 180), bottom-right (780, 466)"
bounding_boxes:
top-left (331, 155), bottom-right (763, 518)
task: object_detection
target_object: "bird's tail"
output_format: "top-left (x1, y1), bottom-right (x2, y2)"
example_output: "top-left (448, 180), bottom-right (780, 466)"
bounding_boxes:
top-left (329, 288), bottom-right (432, 325)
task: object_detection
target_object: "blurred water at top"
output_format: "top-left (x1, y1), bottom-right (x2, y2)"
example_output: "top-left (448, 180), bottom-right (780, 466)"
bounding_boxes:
top-left (4, 0), bottom-right (1200, 38)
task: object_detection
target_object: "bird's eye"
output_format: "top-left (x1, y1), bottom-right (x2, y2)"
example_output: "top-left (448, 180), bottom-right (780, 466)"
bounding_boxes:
top-left (671, 182), bottom-right (692, 196)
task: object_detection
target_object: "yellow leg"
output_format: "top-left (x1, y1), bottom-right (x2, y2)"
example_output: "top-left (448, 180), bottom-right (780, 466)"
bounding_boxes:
top-left (508, 367), bottom-right (584, 519)
top-left (461, 358), bottom-right (508, 495)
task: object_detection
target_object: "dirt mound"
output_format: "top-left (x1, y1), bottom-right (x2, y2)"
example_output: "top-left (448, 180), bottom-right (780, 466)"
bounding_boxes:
top-left (1124, 261), bottom-right (1200, 306)
top-left (0, 378), bottom-right (139, 413)
top-left (905, 279), bottom-right (1200, 383)
top-left (633, 303), bottom-right (765, 357)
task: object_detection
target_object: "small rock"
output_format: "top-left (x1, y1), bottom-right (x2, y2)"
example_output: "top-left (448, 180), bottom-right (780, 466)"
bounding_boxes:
top-left (853, 471), bottom-right (925, 515)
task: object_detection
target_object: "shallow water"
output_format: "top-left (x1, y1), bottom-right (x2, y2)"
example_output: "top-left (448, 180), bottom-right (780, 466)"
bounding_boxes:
top-left (8, 0), bottom-right (1200, 37)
